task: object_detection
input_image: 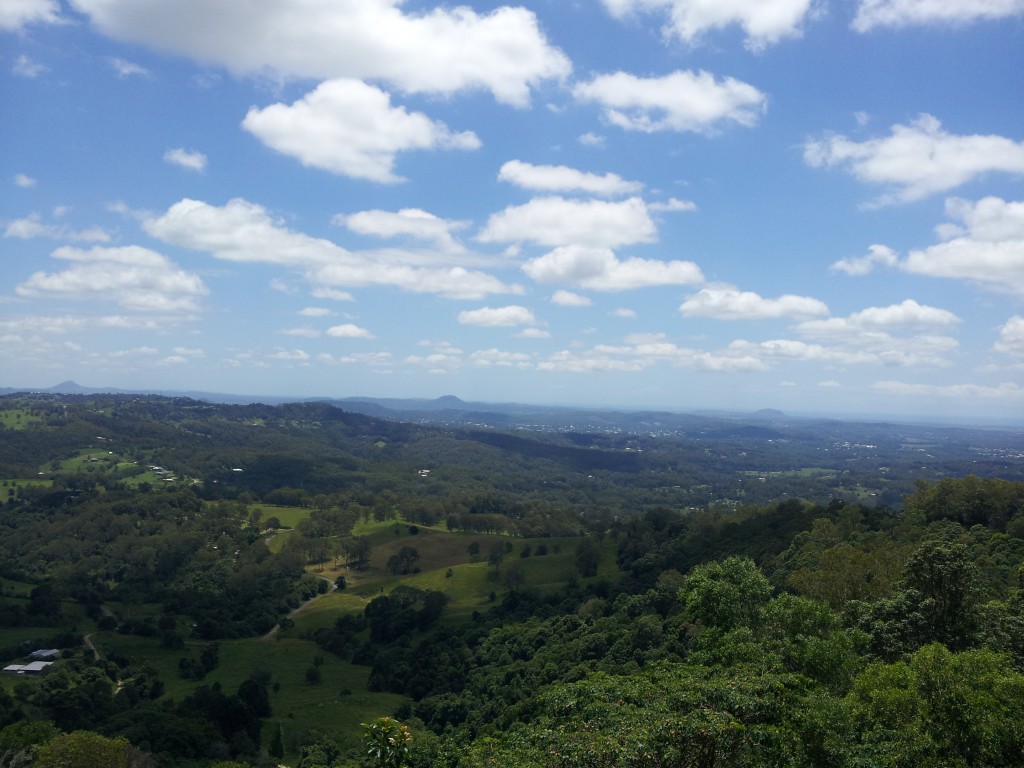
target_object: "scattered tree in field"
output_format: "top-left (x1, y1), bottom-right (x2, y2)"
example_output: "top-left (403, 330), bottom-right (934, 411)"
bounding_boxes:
top-left (387, 546), bottom-right (420, 575)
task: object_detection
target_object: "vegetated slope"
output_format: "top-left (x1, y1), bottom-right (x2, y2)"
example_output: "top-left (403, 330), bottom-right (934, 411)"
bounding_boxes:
top-left (2, 394), bottom-right (1024, 767)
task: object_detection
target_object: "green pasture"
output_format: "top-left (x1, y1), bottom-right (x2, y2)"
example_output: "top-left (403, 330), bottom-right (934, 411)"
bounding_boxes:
top-left (0, 478), bottom-right (53, 494)
top-left (0, 409), bottom-right (42, 429)
top-left (91, 630), bottom-right (403, 757)
top-left (252, 504), bottom-right (311, 529)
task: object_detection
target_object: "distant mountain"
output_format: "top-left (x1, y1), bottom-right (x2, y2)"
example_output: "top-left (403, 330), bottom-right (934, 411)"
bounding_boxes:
top-left (751, 408), bottom-right (787, 421)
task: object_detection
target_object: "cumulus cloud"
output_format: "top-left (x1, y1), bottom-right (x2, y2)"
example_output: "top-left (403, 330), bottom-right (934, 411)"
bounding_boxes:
top-left (15, 245), bottom-right (207, 312)
top-left (14, 174), bottom-right (37, 188)
top-left (551, 290), bottom-right (592, 307)
top-left (601, 0), bottom-right (817, 50)
top-left (573, 70), bottom-right (766, 134)
top-left (404, 340), bottom-right (464, 372)
top-left (524, 245), bottom-right (704, 291)
top-left (498, 160), bottom-right (642, 196)
top-left (796, 299), bottom-right (959, 336)
top-left (164, 148), bottom-right (207, 172)
top-left (900, 196), bottom-right (1024, 295)
top-left (336, 208), bottom-right (468, 251)
top-left (470, 348), bottom-right (533, 367)
top-left (804, 115), bottom-right (1024, 205)
top-left (538, 334), bottom-right (769, 373)
top-left (516, 327), bottom-right (551, 338)
top-left (326, 323), bottom-right (375, 339)
top-left (70, 0), bottom-right (570, 106)
top-left (144, 197), bottom-right (518, 300)
top-left (995, 316), bottom-right (1024, 356)
top-left (458, 305), bottom-right (536, 327)
top-left (853, 0), bottom-right (1024, 32)
top-left (479, 196), bottom-right (657, 248)
top-left (650, 198), bottom-right (698, 212)
top-left (299, 307), bottom-right (332, 317)
top-left (788, 300), bottom-right (961, 367)
top-left (831, 244), bottom-right (899, 276)
top-left (613, 308), bottom-right (638, 318)
top-left (680, 288), bottom-right (829, 319)
top-left (1, 0), bottom-right (60, 30)
top-left (5, 213), bottom-right (110, 242)
top-left (243, 79), bottom-right (480, 183)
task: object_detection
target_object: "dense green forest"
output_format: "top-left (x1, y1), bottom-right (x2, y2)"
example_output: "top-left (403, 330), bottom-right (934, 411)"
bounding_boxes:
top-left (1, 394), bottom-right (1023, 767)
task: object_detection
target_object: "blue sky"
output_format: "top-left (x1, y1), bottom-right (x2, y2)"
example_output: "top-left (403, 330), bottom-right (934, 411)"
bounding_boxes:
top-left (2, 0), bottom-right (1023, 421)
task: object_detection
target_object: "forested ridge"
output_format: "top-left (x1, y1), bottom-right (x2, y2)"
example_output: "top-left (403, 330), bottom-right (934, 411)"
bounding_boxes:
top-left (0, 394), bottom-right (1023, 767)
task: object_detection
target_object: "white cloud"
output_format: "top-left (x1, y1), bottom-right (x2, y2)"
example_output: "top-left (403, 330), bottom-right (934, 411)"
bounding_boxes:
top-left (516, 327), bottom-right (551, 338)
top-left (145, 197), bottom-right (518, 300)
top-left (853, 0), bottom-right (1024, 32)
top-left (336, 208), bottom-right (468, 251)
top-left (164, 147), bottom-right (207, 172)
top-left (804, 115), bottom-right (1024, 205)
top-left (14, 174), bottom-right (37, 188)
top-left (796, 299), bottom-right (960, 336)
top-left (831, 244), bottom-right (899, 276)
top-left (479, 196), bottom-right (657, 248)
top-left (1, 0), bottom-right (60, 30)
top-left (109, 57), bottom-right (150, 77)
top-left (498, 160), bottom-right (642, 196)
top-left (727, 338), bottom-right (874, 365)
top-left (573, 70), bottom-right (766, 134)
top-left (900, 196), bottom-right (1024, 295)
top-left (613, 308), bottom-right (638, 318)
top-left (242, 79), bottom-right (480, 183)
top-left (458, 305), bottom-right (536, 327)
top-left (5, 213), bottom-right (110, 242)
top-left (268, 348), bottom-right (312, 362)
top-left (111, 346), bottom-right (159, 358)
top-left (326, 323), bottom-right (375, 339)
top-left (680, 288), bottom-right (829, 319)
top-left (551, 290), bottom-right (592, 307)
top-left (872, 380), bottom-right (1024, 400)
top-left (601, 0), bottom-right (817, 50)
top-left (470, 348), bottom-right (533, 367)
top-left (847, 299), bottom-right (961, 328)
top-left (299, 307), bottom-right (332, 317)
top-left (650, 198), bottom-right (698, 212)
top-left (0, 315), bottom-right (162, 340)
top-left (524, 245), bottom-right (704, 291)
top-left (995, 316), bottom-right (1024, 356)
top-left (173, 346), bottom-right (204, 357)
top-left (791, 301), bottom-right (961, 368)
top-left (70, 0), bottom-right (570, 106)
top-left (404, 340), bottom-right (464, 372)
top-left (16, 245), bottom-right (208, 312)
top-left (310, 287), bottom-right (355, 302)
top-left (13, 55), bottom-right (47, 78)
top-left (579, 132), bottom-right (606, 147)
top-left (538, 335), bottom-right (770, 374)
top-left (281, 327), bottom-right (320, 338)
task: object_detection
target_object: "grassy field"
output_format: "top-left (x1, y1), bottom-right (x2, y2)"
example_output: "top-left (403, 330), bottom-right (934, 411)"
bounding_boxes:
top-left (92, 625), bottom-right (406, 758)
top-left (0, 409), bottom-right (42, 429)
